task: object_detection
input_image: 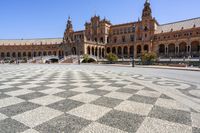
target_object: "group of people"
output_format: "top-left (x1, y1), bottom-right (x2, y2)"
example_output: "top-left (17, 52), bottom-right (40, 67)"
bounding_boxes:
top-left (0, 59), bottom-right (20, 64)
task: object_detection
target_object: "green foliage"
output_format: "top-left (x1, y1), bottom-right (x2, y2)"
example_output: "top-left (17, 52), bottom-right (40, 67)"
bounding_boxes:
top-left (141, 52), bottom-right (157, 65)
top-left (83, 54), bottom-right (90, 63)
top-left (106, 53), bottom-right (118, 63)
top-left (82, 54), bottom-right (96, 63)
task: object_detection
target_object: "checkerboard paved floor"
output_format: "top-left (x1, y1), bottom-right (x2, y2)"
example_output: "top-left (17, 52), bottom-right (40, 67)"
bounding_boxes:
top-left (0, 64), bottom-right (199, 133)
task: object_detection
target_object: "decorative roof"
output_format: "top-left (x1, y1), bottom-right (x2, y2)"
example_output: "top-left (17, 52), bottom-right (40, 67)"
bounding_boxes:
top-left (111, 22), bottom-right (135, 28)
top-left (155, 17), bottom-right (200, 34)
top-left (0, 38), bottom-right (63, 46)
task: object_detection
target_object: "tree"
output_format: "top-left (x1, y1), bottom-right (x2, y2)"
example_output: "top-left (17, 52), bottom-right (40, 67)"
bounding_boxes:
top-left (82, 54), bottom-right (90, 63)
top-left (106, 53), bottom-right (118, 63)
top-left (141, 52), bottom-right (157, 65)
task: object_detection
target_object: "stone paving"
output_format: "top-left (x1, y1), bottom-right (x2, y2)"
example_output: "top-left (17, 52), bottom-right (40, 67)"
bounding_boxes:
top-left (0, 64), bottom-right (199, 133)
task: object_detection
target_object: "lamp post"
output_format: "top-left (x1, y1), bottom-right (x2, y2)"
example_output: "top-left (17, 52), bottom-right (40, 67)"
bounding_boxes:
top-left (132, 46), bottom-right (135, 67)
top-left (76, 39), bottom-right (81, 65)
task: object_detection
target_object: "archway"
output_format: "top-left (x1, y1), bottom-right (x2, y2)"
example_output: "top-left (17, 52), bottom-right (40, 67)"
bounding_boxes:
top-left (43, 51), bottom-right (47, 56)
top-left (137, 45), bottom-right (142, 55)
top-left (130, 46), bottom-right (134, 58)
top-left (168, 43), bottom-right (175, 57)
top-left (53, 51), bottom-right (57, 56)
top-left (99, 48), bottom-right (102, 58)
top-left (102, 48), bottom-right (105, 58)
top-left (38, 52), bottom-right (42, 56)
top-left (87, 46), bottom-right (90, 55)
top-left (95, 47), bottom-right (98, 56)
top-left (117, 47), bottom-right (122, 58)
top-left (112, 47), bottom-right (116, 54)
top-left (179, 42), bottom-right (187, 57)
top-left (159, 44), bottom-right (165, 55)
top-left (33, 52), bottom-right (37, 57)
top-left (12, 52), bottom-right (16, 58)
top-left (106, 47), bottom-right (111, 54)
top-left (123, 46), bottom-right (128, 57)
top-left (7, 52), bottom-right (10, 57)
top-left (72, 47), bottom-right (76, 55)
top-left (191, 41), bottom-right (199, 57)
top-left (23, 52), bottom-right (26, 57)
top-left (144, 44), bottom-right (149, 52)
top-left (92, 47), bottom-right (95, 56)
top-left (48, 51), bottom-right (52, 56)
top-left (1, 53), bottom-right (5, 58)
top-left (28, 52), bottom-right (32, 58)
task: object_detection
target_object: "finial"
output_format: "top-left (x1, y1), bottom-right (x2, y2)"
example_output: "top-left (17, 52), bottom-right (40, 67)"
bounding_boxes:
top-left (146, 0), bottom-right (150, 3)
top-left (68, 16), bottom-right (71, 21)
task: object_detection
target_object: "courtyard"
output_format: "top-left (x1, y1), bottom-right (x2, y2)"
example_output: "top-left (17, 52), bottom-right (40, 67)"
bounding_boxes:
top-left (0, 64), bottom-right (199, 133)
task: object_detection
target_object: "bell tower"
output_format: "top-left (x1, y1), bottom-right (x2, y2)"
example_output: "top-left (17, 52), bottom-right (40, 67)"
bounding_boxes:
top-left (63, 16), bottom-right (74, 43)
top-left (140, 0), bottom-right (155, 40)
top-left (142, 0), bottom-right (152, 20)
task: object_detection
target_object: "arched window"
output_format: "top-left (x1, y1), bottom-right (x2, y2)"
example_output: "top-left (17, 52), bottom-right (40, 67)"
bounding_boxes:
top-left (106, 47), bottom-right (111, 54)
top-left (7, 52), bottom-right (10, 57)
top-left (87, 47), bottom-right (90, 55)
top-left (18, 52), bottom-right (21, 58)
top-left (112, 47), bottom-right (116, 54)
top-left (137, 45), bottom-right (142, 54)
top-left (72, 47), bottom-right (76, 55)
top-left (159, 44), bottom-right (165, 54)
top-left (23, 52), bottom-right (26, 57)
top-left (123, 46), bottom-right (128, 56)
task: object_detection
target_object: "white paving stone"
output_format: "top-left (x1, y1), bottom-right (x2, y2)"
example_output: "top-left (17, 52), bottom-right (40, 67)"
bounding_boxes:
top-left (155, 98), bottom-right (190, 111)
top-left (5, 89), bottom-right (34, 96)
top-left (46, 83), bottom-right (66, 88)
top-left (98, 86), bottom-right (119, 91)
top-left (22, 129), bottom-right (40, 133)
top-left (18, 84), bottom-right (40, 89)
top-left (136, 90), bottom-right (161, 98)
top-left (29, 95), bottom-right (65, 105)
top-left (123, 85), bottom-right (145, 90)
top-left (0, 97), bottom-right (24, 108)
top-left (12, 106), bottom-right (63, 128)
top-left (68, 104), bottom-right (111, 121)
top-left (136, 117), bottom-right (192, 133)
top-left (0, 113), bottom-right (8, 121)
top-left (0, 84), bottom-right (13, 90)
top-left (70, 87), bottom-right (94, 93)
top-left (105, 92), bottom-right (132, 100)
top-left (39, 88), bottom-right (65, 95)
top-left (115, 101), bottom-right (153, 116)
top-left (191, 112), bottom-right (200, 128)
top-left (80, 122), bottom-right (127, 133)
top-left (69, 93), bottom-right (100, 103)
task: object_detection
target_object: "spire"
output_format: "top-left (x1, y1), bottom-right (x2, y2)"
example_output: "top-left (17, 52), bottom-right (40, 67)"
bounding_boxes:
top-left (145, 0), bottom-right (150, 4)
top-left (66, 16), bottom-right (73, 31)
top-left (142, 0), bottom-right (152, 19)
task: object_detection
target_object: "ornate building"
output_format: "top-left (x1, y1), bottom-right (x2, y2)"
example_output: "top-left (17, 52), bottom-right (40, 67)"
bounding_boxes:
top-left (0, 0), bottom-right (200, 61)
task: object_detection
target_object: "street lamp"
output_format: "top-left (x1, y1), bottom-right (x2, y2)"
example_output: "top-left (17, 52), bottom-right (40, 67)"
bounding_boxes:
top-left (132, 46), bottom-right (135, 67)
top-left (76, 39), bottom-right (81, 65)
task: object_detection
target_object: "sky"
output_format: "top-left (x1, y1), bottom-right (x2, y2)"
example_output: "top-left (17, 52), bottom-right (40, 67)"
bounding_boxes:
top-left (0, 0), bottom-right (199, 39)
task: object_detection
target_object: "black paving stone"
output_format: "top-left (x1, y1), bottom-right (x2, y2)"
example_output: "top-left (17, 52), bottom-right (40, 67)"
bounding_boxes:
top-left (149, 106), bottom-right (192, 126)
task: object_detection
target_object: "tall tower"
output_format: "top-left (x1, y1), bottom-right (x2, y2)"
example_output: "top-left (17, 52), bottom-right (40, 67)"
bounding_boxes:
top-left (66, 16), bottom-right (73, 33)
top-left (142, 0), bottom-right (152, 20)
top-left (141, 0), bottom-right (155, 52)
top-left (63, 16), bottom-right (74, 43)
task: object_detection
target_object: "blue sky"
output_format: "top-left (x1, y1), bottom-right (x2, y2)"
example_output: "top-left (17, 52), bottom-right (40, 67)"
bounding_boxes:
top-left (0, 0), bottom-right (199, 39)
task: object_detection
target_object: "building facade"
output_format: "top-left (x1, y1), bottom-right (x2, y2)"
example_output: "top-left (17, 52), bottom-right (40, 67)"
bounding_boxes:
top-left (0, 0), bottom-right (200, 60)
